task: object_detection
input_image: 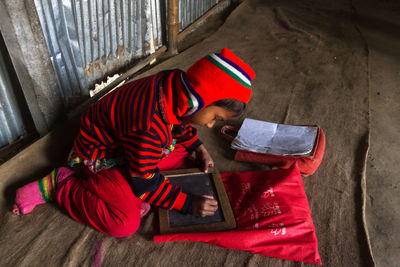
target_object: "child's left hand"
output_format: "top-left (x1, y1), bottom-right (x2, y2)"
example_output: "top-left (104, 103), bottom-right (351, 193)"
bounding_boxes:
top-left (194, 144), bottom-right (214, 173)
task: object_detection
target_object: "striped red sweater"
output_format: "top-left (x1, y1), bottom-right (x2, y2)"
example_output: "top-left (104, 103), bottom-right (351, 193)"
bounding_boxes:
top-left (74, 71), bottom-right (202, 213)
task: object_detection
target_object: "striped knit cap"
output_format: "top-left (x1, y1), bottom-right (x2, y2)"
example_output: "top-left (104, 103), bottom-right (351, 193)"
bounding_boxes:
top-left (184, 48), bottom-right (256, 116)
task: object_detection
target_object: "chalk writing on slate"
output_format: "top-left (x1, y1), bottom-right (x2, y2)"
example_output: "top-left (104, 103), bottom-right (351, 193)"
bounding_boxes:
top-left (167, 173), bottom-right (224, 227)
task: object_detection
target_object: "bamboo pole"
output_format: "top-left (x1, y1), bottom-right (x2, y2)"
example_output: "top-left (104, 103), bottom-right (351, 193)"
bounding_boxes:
top-left (167, 0), bottom-right (179, 55)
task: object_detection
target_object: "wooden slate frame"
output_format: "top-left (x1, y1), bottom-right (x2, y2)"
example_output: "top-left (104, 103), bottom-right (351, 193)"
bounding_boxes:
top-left (158, 168), bottom-right (236, 234)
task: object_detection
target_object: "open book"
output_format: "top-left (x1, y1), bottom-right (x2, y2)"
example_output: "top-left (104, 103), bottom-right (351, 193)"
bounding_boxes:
top-left (231, 118), bottom-right (319, 156)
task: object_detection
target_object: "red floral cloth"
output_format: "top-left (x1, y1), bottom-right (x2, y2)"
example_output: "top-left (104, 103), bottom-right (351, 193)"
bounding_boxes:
top-left (154, 163), bottom-right (322, 265)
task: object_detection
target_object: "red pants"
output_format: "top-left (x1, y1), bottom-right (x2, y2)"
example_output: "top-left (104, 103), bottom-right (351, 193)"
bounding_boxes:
top-left (56, 145), bottom-right (189, 237)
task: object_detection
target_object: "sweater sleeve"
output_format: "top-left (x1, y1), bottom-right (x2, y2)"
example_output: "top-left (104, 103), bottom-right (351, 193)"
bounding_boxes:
top-left (120, 131), bottom-right (193, 213)
top-left (172, 122), bottom-right (202, 151)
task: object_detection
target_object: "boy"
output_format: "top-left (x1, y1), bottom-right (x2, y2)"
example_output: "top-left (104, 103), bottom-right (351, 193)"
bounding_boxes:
top-left (13, 48), bottom-right (255, 237)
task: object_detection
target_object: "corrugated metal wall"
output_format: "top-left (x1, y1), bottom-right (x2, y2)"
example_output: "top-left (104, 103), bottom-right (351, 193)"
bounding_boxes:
top-left (178, 0), bottom-right (226, 32)
top-left (0, 0), bottom-right (231, 149)
top-left (34, 0), bottom-right (228, 104)
top-left (34, 0), bottom-right (164, 102)
top-left (0, 48), bottom-right (24, 148)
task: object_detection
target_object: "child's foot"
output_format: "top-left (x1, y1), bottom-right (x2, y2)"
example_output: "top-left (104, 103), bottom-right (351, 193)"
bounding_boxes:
top-left (13, 167), bottom-right (74, 215)
top-left (140, 202), bottom-right (151, 217)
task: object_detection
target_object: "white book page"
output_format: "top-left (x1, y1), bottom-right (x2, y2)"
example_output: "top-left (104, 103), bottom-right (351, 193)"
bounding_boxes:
top-left (231, 118), bottom-right (318, 156)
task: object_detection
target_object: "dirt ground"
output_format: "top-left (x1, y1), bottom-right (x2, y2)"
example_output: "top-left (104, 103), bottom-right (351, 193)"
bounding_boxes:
top-left (0, 0), bottom-right (398, 266)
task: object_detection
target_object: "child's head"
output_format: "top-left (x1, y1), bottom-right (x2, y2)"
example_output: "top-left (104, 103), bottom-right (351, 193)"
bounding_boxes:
top-left (184, 98), bottom-right (245, 128)
top-left (184, 48), bottom-right (255, 120)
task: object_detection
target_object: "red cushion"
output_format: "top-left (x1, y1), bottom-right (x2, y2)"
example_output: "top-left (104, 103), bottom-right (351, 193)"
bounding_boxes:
top-left (234, 127), bottom-right (326, 176)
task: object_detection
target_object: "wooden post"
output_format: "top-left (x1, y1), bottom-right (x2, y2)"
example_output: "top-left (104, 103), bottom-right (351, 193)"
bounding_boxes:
top-left (168, 0), bottom-right (179, 55)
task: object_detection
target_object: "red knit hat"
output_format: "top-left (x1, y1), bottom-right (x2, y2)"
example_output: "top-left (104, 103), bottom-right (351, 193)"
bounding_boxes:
top-left (185, 48), bottom-right (256, 112)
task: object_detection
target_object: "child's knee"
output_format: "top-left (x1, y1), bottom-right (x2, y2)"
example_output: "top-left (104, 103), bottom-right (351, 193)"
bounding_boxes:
top-left (105, 215), bottom-right (140, 238)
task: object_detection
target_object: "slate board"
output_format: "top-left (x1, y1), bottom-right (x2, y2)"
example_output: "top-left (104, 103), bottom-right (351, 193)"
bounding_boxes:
top-left (167, 173), bottom-right (224, 227)
top-left (158, 168), bottom-right (236, 234)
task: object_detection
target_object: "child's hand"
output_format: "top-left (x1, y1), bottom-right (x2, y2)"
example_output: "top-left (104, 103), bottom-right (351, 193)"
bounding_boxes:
top-left (194, 144), bottom-right (214, 173)
top-left (191, 195), bottom-right (218, 217)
